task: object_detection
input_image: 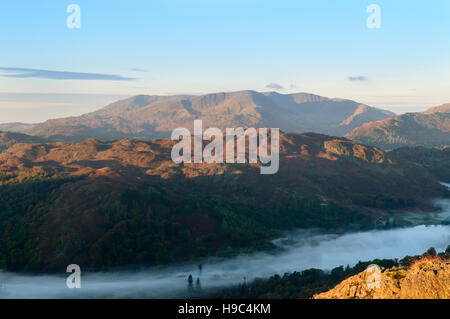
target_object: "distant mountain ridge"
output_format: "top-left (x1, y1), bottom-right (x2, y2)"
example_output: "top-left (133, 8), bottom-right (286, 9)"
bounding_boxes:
top-left (1, 91), bottom-right (394, 142)
top-left (423, 103), bottom-right (450, 114)
top-left (0, 122), bottom-right (35, 134)
top-left (347, 103), bottom-right (450, 149)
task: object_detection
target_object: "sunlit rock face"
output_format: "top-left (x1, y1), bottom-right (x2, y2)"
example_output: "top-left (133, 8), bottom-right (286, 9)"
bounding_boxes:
top-left (314, 258), bottom-right (450, 299)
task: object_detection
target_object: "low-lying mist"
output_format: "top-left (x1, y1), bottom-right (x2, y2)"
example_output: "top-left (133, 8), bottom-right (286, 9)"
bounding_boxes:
top-left (1, 221), bottom-right (449, 298)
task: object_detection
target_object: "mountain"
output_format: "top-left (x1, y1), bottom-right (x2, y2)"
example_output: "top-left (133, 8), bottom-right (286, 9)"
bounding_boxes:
top-left (0, 133), bottom-right (447, 271)
top-left (88, 94), bottom-right (193, 117)
top-left (314, 258), bottom-right (450, 299)
top-left (0, 122), bottom-right (35, 134)
top-left (0, 131), bottom-right (46, 153)
top-left (24, 91), bottom-right (394, 142)
top-left (423, 103), bottom-right (450, 114)
top-left (347, 103), bottom-right (450, 149)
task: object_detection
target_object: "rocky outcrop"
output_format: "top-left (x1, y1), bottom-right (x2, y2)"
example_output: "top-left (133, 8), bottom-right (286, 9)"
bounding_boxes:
top-left (314, 259), bottom-right (450, 299)
top-left (323, 139), bottom-right (386, 163)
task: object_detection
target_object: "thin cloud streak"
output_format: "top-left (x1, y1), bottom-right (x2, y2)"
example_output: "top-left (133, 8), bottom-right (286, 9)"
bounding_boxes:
top-left (0, 67), bottom-right (135, 81)
top-left (129, 68), bottom-right (147, 72)
top-left (347, 76), bottom-right (367, 82)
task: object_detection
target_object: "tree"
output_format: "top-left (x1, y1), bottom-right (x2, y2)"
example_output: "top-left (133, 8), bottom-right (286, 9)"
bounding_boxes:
top-left (187, 274), bottom-right (194, 292)
top-left (427, 247), bottom-right (437, 257)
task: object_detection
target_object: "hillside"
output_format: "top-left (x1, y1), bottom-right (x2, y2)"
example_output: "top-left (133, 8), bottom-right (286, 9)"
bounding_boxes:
top-left (389, 146), bottom-right (450, 182)
top-left (314, 258), bottom-right (450, 299)
top-left (423, 103), bottom-right (450, 114)
top-left (347, 103), bottom-right (450, 149)
top-left (0, 133), bottom-right (446, 203)
top-left (21, 91), bottom-right (394, 142)
top-left (0, 133), bottom-right (447, 272)
top-left (0, 131), bottom-right (47, 153)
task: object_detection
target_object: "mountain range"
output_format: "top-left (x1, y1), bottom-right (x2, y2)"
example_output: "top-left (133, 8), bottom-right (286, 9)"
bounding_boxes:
top-left (0, 91), bottom-right (395, 142)
top-left (2, 90), bottom-right (448, 149)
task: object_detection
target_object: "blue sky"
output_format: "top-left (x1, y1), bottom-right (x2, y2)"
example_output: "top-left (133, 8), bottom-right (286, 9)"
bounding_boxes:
top-left (1, 0), bottom-right (449, 122)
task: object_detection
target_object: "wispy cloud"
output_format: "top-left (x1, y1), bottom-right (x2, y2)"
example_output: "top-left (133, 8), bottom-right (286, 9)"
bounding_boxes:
top-left (347, 76), bottom-right (367, 82)
top-left (0, 67), bottom-right (135, 81)
top-left (266, 83), bottom-right (284, 90)
top-left (129, 68), bottom-right (147, 72)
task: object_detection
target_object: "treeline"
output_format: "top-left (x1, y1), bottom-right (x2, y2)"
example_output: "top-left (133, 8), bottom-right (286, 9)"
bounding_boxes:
top-left (351, 194), bottom-right (415, 209)
top-left (211, 247), bottom-right (450, 299)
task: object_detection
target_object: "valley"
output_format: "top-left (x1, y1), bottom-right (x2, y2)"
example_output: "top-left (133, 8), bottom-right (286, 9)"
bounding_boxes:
top-left (0, 131), bottom-right (448, 274)
top-left (0, 96), bottom-right (448, 300)
top-left (2, 0), bottom-right (449, 304)
top-left (0, 215), bottom-right (448, 298)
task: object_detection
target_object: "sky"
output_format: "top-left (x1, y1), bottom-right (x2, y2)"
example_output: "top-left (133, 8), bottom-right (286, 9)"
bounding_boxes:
top-left (1, 0), bottom-right (450, 123)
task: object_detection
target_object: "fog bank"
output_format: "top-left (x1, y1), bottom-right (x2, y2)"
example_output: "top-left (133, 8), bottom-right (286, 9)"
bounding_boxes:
top-left (1, 222), bottom-right (449, 298)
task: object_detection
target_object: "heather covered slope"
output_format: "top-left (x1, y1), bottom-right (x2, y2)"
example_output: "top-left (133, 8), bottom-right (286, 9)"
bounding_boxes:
top-left (347, 103), bottom-right (450, 149)
top-left (0, 133), bottom-right (447, 272)
top-left (0, 133), bottom-right (446, 204)
top-left (25, 91), bottom-right (394, 142)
